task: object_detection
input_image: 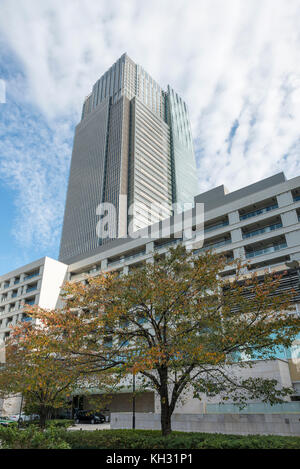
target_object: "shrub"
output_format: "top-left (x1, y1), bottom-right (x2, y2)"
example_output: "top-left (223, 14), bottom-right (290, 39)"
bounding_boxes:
top-left (0, 426), bottom-right (71, 449)
top-left (1, 428), bottom-right (299, 450)
top-left (46, 419), bottom-right (74, 429)
top-left (62, 429), bottom-right (300, 450)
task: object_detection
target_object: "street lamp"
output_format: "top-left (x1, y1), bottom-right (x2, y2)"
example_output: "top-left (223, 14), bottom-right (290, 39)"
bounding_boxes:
top-left (17, 394), bottom-right (24, 429)
top-left (132, 372), bottom-right (136, 430)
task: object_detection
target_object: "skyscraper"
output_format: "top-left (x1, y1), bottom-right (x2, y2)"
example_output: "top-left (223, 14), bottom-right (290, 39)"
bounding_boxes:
top-left (59, 53), bottom-right (199, 263)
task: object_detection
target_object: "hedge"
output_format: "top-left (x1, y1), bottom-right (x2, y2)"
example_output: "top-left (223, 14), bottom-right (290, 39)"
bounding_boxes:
top-left (1, 428), bottom-right (299, 449)
top-left (0, 426), bottom-right (70, 449)
top-left (62, 429), bottom-right (300, 449)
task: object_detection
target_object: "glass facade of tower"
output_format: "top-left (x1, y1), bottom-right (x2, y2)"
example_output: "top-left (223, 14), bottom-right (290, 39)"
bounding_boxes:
top-left (166, 86), bottom-right (199, 211)
top-left (59, 54), bottom-right (199, 263)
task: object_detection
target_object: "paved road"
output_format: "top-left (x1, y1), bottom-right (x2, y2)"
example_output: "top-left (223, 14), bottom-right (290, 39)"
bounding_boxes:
top-left (68, 423), bottom-right (111, 431)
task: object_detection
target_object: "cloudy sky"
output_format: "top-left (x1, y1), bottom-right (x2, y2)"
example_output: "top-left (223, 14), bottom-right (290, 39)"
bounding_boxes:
top-left (0, 0), bottom-right (300, 274)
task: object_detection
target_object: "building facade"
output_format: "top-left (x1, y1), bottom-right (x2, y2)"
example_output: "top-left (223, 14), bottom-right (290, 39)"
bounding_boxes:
top-left (1, 172), bottom-right (300, 416)
top-left (65, 172), bottom-right (300, 404)
top-left (59, 53), bottom-right (199, 263)
top-left (0, 257), bottom-right (67, 344)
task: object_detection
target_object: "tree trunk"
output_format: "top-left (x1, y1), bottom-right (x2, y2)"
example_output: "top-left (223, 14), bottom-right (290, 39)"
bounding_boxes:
top-left (160, 370), bottom-right (172, 436)
top-left (39, 407), bottom-right (48, 430)
top-left (160, 400), bottom-right (172, 436)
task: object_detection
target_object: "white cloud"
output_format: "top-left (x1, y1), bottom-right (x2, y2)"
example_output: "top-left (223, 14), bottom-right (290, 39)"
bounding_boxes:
top-left (0, 88), bottom-right (73, 253)
top-left (0, 0), bottom-right (300, 252)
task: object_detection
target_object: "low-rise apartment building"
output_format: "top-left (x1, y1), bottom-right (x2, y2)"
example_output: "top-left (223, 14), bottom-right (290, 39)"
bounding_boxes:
top-left (0, 257), bottom-right (68, 343)
top-left (1, 172), bottom-right (299, 415)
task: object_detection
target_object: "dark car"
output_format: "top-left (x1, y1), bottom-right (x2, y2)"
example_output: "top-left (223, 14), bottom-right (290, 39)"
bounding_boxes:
top-left (74, 410), bottom-right (105, 424)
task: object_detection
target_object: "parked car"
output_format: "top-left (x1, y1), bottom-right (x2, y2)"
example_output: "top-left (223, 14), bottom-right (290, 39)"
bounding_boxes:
top-left (74, 410), bottom-right (105, 424)
top-left (0, 416), bottom-right (16, 427)
top-left (9, 413), bottom-right (39, 423)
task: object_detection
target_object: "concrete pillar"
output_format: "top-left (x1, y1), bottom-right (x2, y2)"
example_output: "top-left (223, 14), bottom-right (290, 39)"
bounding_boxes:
top-left (281, 210), bottom-right (298, 227)
top-left (286, 230), bottom-right (300, 248)
top-left (146, 242), bottom-right (154, 254)
top-left (146, 257), bottom-right (154, 264)
top-left (277, 191), bottom-right (293, 208)
top-left (228, 211), bottom-right (240, 225)
top-left (101, 258), bottom-right (108, 270)
top-left (231, 228), bottom-right (243, 243)
top-left (234, 247), bottom-right (246, 261)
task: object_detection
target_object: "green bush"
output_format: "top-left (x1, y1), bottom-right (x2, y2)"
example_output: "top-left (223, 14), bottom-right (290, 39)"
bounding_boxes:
top-left (20, 418), bottom-right (74, 429)
top-left (0, 427), bottom-right (299, 449)
top-left (0, 426), bottom-right (71, 449)
top-left (46, 419), bottom-right (74, 429)
top-left (62, 429), bottom-right (300, 450)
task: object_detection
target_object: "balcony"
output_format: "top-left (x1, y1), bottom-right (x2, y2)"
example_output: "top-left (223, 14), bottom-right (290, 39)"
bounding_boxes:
top-left (243, 222), bottom-right (282, 240)
top-left (124, 250), bottom-right (146, 261)
top-left (26, 284), bottom-right (38, 294)
top-left (195, 238), bottom-right (232, 254)
top-left (25, 298), bottom-right (36, 306)
top-left (204, 219), bottom-right (229, 233)
top-left (245, 242), bottom-right (287, 259)
top-left (24, 271), bottom-right (39, 281)
top-left (293, 195), bottom-right (300, 202)
top-left (154, 238), bottom-right (182, 251)
top-left (21, 315), bottom-right (32, 323)
top-left (240, 203), bottom-right (278, 221)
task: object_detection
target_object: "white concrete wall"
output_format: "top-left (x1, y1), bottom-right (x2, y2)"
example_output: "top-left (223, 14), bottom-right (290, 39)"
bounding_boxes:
top-left (111, 412), bottom-right (300, 436)
top-left (38, 257), bottom-right (68, 309)
top-left (1, 395), bottom-right (22, 416)
top-left (153, 359), bottom-right (293, 415)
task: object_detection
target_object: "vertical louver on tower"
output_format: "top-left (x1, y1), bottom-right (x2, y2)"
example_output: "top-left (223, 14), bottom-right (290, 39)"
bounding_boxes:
top-left (59, 54), bottom-right (199, 263)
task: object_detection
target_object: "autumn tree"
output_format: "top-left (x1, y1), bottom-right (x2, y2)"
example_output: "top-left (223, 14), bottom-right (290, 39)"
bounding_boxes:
top-left (0, 321), bottom-right (82, 428)
top-left (28, 246), bottom-right (299, 436)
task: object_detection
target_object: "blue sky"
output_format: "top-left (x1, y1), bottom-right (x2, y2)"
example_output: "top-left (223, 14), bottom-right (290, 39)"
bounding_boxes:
top-left (1, 0), bottom-right (300, 275)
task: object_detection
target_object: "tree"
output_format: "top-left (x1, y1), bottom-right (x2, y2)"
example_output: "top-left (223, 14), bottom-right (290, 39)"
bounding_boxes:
top-left (0, 321), bottom-right (81, 428)
top-left (27, 246), bottom-right (299, 435)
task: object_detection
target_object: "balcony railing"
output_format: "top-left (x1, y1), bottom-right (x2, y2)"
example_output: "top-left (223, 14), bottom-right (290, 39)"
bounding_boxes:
top-left (243, 222), bottom-right (282, 239)
top-left (245, 242), bottom-right (287, 259)
top-left (240, 203), bottom-right (278, 221)
top-left (293, 195), bottom-right (300, 202)
top-left (108, 258), bottom-right (123, 267)
top-left (124, 250), bottom-right (146, 261)
top-left (204, 220), bottom-right (229, 233)
top-left (195, 239), bottom-right (232, 254)
top-left (25, 299), bottom-right (36, 306)
top-left (21, 317), bottom-right (32, 323)
top-left (24, 271), bottom-right (39, 281)
top-left (26, 286), bottom-right (37, 294)
top-left (155, 238), bottom-right (182, 251)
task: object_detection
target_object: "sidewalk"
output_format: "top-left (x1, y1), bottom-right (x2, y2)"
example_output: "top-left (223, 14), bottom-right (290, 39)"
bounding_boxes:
top-left (68, 423), bottom-right (111, 431)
